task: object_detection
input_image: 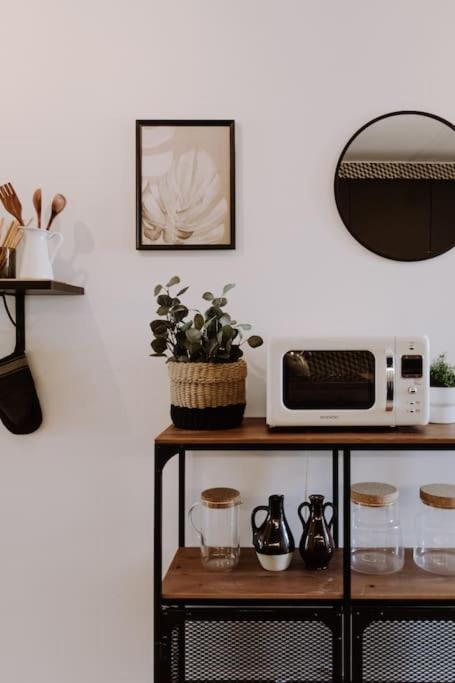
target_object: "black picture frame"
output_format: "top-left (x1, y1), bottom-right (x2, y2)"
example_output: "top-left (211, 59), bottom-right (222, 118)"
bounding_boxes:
top-left (136, 120), bottom-right (235, 250)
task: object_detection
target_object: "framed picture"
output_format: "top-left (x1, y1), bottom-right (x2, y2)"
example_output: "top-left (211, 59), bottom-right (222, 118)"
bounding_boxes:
top-left (136, 120), bottom-right (235, 250)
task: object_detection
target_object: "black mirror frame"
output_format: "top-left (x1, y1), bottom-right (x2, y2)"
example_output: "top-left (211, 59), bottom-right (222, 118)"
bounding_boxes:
top-left (334, 110), bottom-right (455, 262)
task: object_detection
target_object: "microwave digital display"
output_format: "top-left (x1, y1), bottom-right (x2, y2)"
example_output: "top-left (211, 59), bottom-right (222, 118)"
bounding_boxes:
top-left (283, 350), bottom-right (375, 410)
top-left (401, 355), bottom-right (423, 378)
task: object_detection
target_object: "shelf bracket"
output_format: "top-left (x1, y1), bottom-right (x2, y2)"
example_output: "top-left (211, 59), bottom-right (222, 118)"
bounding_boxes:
top-left (1, 291), bottom-right (25, 354)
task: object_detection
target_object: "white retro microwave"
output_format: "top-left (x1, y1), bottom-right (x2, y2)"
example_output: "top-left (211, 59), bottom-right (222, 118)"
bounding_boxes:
top-left (267, 336), bottom-right (430, 427)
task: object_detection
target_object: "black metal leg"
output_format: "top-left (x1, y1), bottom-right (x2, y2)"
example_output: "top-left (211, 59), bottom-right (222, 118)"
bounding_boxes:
top-left (178, 449), bottom-right (186, 548)
top-left (15, 293), bottom-right (26, 353)
top-left (343, 448), bottom-right (351, 682)
top-left (332, 449), bottom-right (339, 547)
top-left (154, 445), bottom-right (179, 683)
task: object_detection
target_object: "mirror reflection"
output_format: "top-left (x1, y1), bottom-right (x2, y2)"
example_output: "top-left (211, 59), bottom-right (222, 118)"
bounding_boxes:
top-left (335, 112), bottom-right (455, 261)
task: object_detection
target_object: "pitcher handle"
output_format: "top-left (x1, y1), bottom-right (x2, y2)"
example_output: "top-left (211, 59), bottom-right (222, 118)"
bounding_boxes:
top-left (297, 501), bottom-right (311, 529)
top-left (251, 505), bottom-right (268, 534)
top-left (188, 503), bottom-right (203, 540)
top-left (323, 502), bottom-right (336, 530)
top-left (48, 231), bottom-right (64, 264)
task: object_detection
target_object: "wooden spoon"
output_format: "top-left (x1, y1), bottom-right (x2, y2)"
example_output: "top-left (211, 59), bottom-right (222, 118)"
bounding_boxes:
top-left (33, 188), bottom-right (42, 228)
top-left (46, 193), bottom-right (67, 230)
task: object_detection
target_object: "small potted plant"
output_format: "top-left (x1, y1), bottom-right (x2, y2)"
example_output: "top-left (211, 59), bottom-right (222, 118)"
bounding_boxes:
top-left (150, 276), bottom-right (263, 430)
top-left (430, 353), bottom-right (455, 423)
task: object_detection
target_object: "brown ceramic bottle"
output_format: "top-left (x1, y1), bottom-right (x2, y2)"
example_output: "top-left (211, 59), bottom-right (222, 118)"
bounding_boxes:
top-left (298, 494), bottom-right (335, 570)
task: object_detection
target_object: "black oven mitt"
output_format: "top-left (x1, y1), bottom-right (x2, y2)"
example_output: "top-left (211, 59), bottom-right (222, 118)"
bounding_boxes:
top-left (0, 351), bottom-right (42, 434)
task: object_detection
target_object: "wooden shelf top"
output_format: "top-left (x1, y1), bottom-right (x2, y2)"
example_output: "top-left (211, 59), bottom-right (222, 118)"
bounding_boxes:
top-left (352, 549), bottom-right (455, 600)
top-left (162, 547), bottom-right (343, 601)
top-left (155, 417), bottom-right (455, 447)
top-left (163, 548), bottom-right (455, 602)
top-left (0, 279), bottom-right (84, 295)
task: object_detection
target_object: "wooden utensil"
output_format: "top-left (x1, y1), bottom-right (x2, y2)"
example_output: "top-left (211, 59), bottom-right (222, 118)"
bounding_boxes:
top-left (3, 220), bottom-right (19, 249)
top-left (33, 188), bottom-right (42, 228)
top-left (0, 183), bottom-right (24, 225)
top-left (46, 193), bottom-right (66, 230)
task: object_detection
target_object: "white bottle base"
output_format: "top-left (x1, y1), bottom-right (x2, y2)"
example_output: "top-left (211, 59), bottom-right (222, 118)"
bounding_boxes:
top-left (256, 552), bottom-right (293, 572)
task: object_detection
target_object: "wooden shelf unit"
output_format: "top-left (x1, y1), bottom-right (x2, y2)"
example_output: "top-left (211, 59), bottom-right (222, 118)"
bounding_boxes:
top-left (153, 418), bottom-right (455, 683)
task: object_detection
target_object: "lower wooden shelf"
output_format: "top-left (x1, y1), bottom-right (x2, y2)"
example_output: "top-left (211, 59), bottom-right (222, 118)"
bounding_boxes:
top-left (162, 547), bottom-right (343, 601)
top-left (163, 548), bottom-right (455, 602)
top-left (352, 548), bottom-right (455, 600)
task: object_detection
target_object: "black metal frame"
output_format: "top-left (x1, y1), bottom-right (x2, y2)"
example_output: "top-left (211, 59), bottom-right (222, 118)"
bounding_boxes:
top-left (136, 120), bottom-right (236, 251)
top-left (154, 438), bottom-right (455, 683)
top-left (1, 292), bottom-right (25, 353)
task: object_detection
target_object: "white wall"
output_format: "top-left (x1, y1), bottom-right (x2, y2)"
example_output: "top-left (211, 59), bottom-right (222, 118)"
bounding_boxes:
top-left (1, 1), bottom-right (455, 681)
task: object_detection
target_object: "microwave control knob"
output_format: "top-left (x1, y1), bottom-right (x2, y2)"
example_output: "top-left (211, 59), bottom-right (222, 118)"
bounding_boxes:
top-left (408, 386), bottom-right (418, 394)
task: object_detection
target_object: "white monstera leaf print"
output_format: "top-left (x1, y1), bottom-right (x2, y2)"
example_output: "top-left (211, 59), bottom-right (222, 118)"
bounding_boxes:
top-left (142, 148), bottom-right (227, 245)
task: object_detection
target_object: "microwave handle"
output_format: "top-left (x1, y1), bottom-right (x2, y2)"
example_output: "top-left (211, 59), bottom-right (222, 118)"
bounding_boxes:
top-left (386, 353), bottom-right (394, 412)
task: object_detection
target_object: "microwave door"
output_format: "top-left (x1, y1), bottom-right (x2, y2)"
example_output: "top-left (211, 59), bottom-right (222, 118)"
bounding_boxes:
top-left (282, 350), bottom-right (376, 411)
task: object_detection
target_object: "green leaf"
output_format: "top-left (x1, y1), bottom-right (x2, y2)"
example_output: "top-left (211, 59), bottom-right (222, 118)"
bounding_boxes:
top-left (172, 305), bottom-right (189, 322)
top-left (213, 297), bottom-right (227, 308)
top-left (230, 345), bottom-right (244, 360)
top-left (150, 320), bottom-right (171, 337)
top-left (186, 328), bottom-right (202, 343)
top-left (151, 337), bottom-right (168, 354)
top-left (154, 284), bottom-right (162, 296)
top-left (219, 313), bottom-right (231, 326)
top-left (176, 286), bottom-right (189, 297)
top-left (222, 324), bottom-right (234, 342)
top-left (166, 276), bottom-right (180, 287)
top-left (223, 283), bottom-right (235, 295)
top-left (202, 291), bottom-right (214, 301)
top-left (247, 335), bottom-right (263, 348)
top-left (157, 294), bottom-right (173, 307)
top-left (157, 305), bottom-right (170, 316)
top-left (205, 306), bottom-right (223, 319)
top-left (194, 313), bottom-right (205, 330)
top-left (150, 353), bottom-right (166, 357)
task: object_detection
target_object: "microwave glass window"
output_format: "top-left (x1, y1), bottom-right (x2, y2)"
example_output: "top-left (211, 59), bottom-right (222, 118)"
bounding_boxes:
top-left (283, 350), bottom-right (375, 410)
top-left (401, 354), bottom-right (423, 378)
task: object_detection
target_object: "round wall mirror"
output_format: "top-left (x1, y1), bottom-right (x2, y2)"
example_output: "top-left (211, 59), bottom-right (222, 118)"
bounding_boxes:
top-left (334, 111), bottom-right (455, 261)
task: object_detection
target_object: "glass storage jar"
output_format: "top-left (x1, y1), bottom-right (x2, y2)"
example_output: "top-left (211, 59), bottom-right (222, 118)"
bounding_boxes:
top-left (414, 483), bottom-right (455, 575)
top-left (351, 482), bottom-right (404, 574)
top-left (189, 487), bottom-right (241, 571)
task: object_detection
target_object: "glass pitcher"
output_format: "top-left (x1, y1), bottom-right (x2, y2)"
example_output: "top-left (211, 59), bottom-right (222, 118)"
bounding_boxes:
top-left (189, 487), bottom-right (241, 571)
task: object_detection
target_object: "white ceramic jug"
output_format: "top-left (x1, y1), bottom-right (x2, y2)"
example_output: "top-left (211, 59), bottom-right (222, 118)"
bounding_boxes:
top-left (17, 227), bottom-right (63, 279)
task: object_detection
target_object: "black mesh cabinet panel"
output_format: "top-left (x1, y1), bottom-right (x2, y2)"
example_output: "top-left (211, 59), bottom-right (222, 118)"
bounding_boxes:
top-left (353, 607), bottom-right (455, 683)
top-left (163, 607), bottom-right (341, 683)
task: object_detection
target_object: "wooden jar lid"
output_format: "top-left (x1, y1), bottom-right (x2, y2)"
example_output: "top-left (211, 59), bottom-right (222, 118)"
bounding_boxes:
top-left (351, 482), bottom-right (398, 507)
top-left (420, 484), bottom-right (455, 509)
top-left (201, 487), bottom-right (241, 509)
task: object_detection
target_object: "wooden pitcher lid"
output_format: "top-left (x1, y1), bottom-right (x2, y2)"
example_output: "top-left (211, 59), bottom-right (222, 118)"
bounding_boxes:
top-left (420, 484), bottom-right (455, 509)
top-left (351, 482), bottom-right (398, 507)
top-left (201, 487), bottom-right (241, 508)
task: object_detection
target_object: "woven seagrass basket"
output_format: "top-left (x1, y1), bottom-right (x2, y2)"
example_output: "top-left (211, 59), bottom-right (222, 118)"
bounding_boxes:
top-left (168, 360), bottom-right (247, 429)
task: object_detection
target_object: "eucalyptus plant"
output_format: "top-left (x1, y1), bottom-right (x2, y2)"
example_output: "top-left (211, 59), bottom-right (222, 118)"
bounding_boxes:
top-left (430, 353), bottom-right (455, 388)
top-left (150, 276), bottom-right (263, 363)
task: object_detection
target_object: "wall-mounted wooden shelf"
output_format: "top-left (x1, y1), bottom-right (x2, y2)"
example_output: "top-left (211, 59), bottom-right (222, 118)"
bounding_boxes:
top-left (0, 279), bottom-right (84, 296)
top-left (163, 547), bottom-right (343, 601)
